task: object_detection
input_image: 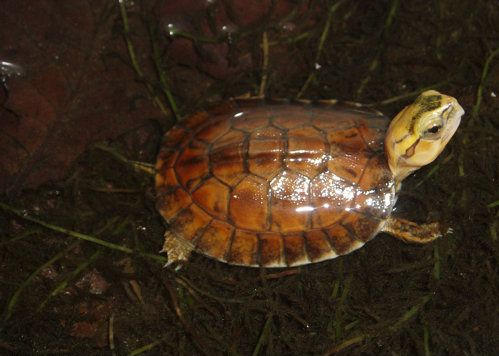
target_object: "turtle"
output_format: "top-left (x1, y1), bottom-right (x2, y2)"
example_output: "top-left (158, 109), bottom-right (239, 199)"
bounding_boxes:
top-left (155, 90), bottom-right (464, 267)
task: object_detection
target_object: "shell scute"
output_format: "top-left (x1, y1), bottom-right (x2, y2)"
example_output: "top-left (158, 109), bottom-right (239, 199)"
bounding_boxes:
top-left (156, 168), bottom-right (191, 220)
top-left (248, 138), bottom-right (284, 180)
top-left (304, 229), bottom-right (337, 262)
top-left (251, 126), bottom-right (283, 139)
top-left (286, 126), bottom-right (328, 179)
top-left (156, 185), bottom-right (191, 220)
top-left (269, 170), bottom-right (311, 233)
top-left (340, 212), bottom-right (382, 243)
top-left (181, 111), bottom-right (210, 130)
top-left (283, 233), bottom-right (309, 266)
top-left (213, 129), bottom-right (246, 148)
top-left (259, 232), bottom-right (284, 267)
top-left (192, 177), bottom-right (230, 220)
top-left (170, 204), bottom-right (212, 243)
top-left (232, 106), bottom-right (270, 131)
top-left (156, 147), bottom-right (179, 172)
top-left (230, 175), bottom-right (269, 231)
top-left (352, 155), bottom-right (395, 218)
top-left (195, 115), bottom-right (232, 143)
top-left (327, 127), bottom-right (367, 154)
top-left (326, 150), bottom-right (368, 183)
top-left (323, 225), bottom-right (360, 255)
top-left (309, 171), bottom-right (353, 228)
top-left (354, 185), bottom-right (395, 219)
top-left (155, 159), bottom-right (174, 187)
top-left (162, 126), bottom-right (189, 149)
top-left (175, 141), bottom-right (209, 191)
top-left (227, 230), bottom-right (259, 266)
top-left (272, 105), bottom-right (312, 129)
top-left (310, 107), bottom-right (358, 130)
top-left (357, 117), bottom-right (388, 151)
top-left (196, 219), bottom-right (233, 261)
top-left (211, 130), bottom-right (246, 186)
top-left (357, 155), bottom-right (392, 191)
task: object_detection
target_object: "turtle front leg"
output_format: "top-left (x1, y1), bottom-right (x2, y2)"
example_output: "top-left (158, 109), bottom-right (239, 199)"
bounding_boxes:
top-left (382, 217), bottom-right (448, 244)
top-left (160, 231), bottom-right (193, 267)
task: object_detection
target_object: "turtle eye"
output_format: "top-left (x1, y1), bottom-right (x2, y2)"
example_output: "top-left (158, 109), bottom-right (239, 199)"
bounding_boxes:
top-left (427, 124), bottom-right (441, 134)
top-left (421, 115), bottom-right (444, 140)
top-left (422, 124), bottom-right (442, 139)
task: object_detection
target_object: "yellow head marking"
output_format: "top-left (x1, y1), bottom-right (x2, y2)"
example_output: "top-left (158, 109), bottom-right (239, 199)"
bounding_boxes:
top-left (385, 90), bottom-right (464, 183)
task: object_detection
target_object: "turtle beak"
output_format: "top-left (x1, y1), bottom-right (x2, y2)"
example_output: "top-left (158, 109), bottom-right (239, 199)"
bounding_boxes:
top-left (441, 102), bottom-right (463, 146)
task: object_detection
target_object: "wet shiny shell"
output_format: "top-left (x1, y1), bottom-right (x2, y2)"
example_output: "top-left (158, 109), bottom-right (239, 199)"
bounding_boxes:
top-left (155, 99), bottom-right (396, 267)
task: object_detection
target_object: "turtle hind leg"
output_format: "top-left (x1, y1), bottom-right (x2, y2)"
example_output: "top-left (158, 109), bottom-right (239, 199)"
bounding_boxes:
top-left (160, 231), bottom-right (193, 267)
top-left (382, 217), bottom-right (448, 244)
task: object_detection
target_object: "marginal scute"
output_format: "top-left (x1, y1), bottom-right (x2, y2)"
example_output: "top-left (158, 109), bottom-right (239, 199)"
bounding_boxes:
top-left (287, 126), bottom-right (323, 138)
top-left (232, 107), bottom-right (270, 131)
top-left (304, 229), bottom-right (337, 262)
top-left (227, 229), bottom-right (258, 266)
top-left (155, 166), bottom-right (179, 195)
top-left (162, 126), bottom-right (189, 149)
top-left (251, 126), bottom-right (283, 139)
top-left (156, 147), bottom-right (179, 171)
top-left (354, 183), bottom-right (395, 219)
top-left (213, 129), bottom-right (246, 149)
top-left (283, 234), bottom-right (309, 266)
top-left (340, 212), bottom-right (382, 243)
top-left (310, 108), bottom-right (357, 130)
top-left (155, 167), bottom-right (188, 217)
top-left (170, 204), bottom-right (212, 242)
top-left (272, 105), bottom-right (311, 129)
top-left (195, 115), bottom-right (232, 143)
top-left (259, 232), bottom-right (284, 267)
top-left (357, 117), bottom-right (389, 151)
top-left (156, 185), bottom-right (191, 220)
top-left (181, 111), bottom-right (210, 130)
top-left (154, 161), bottom-right (169, 187)
top-left (323, 224), bottom-right (358, 255)
top-left (163, 167), bottom-right (179, 187)
top-left (357, 154), bottom-right (392, 191)
top-left (354, 154), bottom-right (394, 220)
top-left (196, 219), bottom-right (233, 260)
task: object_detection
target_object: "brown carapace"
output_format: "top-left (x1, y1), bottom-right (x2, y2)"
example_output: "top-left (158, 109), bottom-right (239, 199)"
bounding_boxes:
top-left (155, 92), bottom-right (463, 267)
top-left (156, 99), bottom-right (396, 267)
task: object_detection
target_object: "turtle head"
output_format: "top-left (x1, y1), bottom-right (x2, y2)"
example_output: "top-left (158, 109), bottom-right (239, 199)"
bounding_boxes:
top-left (385, 90), bottom-right (464, 183)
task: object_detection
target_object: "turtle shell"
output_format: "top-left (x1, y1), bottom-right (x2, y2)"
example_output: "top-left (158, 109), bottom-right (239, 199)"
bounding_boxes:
top-left (155, 99), bottom-right (396, 267)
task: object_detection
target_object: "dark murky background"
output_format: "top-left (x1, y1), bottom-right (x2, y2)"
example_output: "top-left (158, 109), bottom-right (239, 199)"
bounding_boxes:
top-left (1, 0), bottom-right (498, 354)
